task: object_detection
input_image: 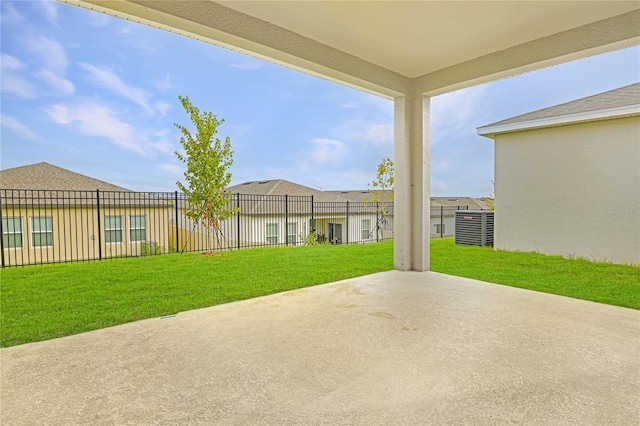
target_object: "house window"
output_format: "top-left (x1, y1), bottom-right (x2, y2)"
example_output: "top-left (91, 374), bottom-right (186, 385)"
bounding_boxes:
top-left (31, 216), bottom-right (53, 247)
top-left (266, 223), bottom-right (278, 244)
top-left (2, 217), bottom-right (23, 248)
top-left (130, 215), bottom-right (146, 242)
top-left (435, 223), bottom-right (445, 234)
top-left (287, 223), bottom-right (297, 244)
top-left (105, 215), bottom-right (123, 243)
top-left (362, 219), bottom-right (371, 240)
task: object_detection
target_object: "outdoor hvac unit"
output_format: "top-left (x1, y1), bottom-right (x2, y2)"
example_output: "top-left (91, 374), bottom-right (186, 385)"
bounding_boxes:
top-left (454, 210), bottom-right (494, 247)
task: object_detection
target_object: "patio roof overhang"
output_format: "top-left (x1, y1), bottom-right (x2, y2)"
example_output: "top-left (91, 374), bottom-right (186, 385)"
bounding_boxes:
top-left (61, 0), bottom-right (640, 271)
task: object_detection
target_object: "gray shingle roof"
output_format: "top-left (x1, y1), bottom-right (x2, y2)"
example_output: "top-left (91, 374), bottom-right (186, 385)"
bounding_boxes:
top-left (327, 189), bottom-right (393, 203)
top-left (479, 82), bottom-right (640, 130)
top-left (0, 162), bottom-right (131, 191)
top-left (228, 179), bottom-right (347, 203)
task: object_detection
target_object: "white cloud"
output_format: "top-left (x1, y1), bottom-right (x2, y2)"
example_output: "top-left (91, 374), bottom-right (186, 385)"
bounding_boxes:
top-left (45, 101), bottom-right (144, 154)
top-left (150, 141), bottom-right (174, 155)
top-left (1, 74), bottom-right (37, 99)
top-left (364, 123), bottom-right (393, 147)
top-left (1, 54), bottom-right (26, 71)
top-left (432, 84), bottom-right (488, 136)
top-left (154, 101), bottom-right (172, 117)
top-left (40, 1), bottom-right (58, 24)
top-left (80, 63), bottom-right (154, 112)
top-left (23, 35), bottom-right (69, 75)
top-left (0, 115), bottom-right (40, 141)
top-left (308, 138), bottom-right (346, 164)
top-left (437, 182), bottom-right (449, 192)
top-left (80, 63), bottom-right (169, 116)
top-left (0, 2), bottom-right (25, 26)
top-left (0, 54), bottom-right (37, 98)
top-left (36, 70), bottom-right (75, 96)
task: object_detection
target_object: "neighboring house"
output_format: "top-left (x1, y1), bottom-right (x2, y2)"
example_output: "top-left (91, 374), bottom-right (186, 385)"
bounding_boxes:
top-left (478, 83), bottom-right (640, 265)
top-left (173, 179), bottom-right (390, 250)
top-left (233, 180), bottom-right (391, 246)
top-left (0, 162), bottom-right (170, 265)
top-left (331, 191), bottom-right (488, 237)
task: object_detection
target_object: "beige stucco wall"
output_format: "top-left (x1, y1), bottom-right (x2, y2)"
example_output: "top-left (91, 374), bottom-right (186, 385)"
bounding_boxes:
top-left (494, 115), bottom-right (640, 265)
top-left (2, 207), bottom-right (169, 266)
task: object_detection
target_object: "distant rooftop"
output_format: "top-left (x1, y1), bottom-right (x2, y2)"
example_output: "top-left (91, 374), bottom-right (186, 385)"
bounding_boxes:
top-left (0, 162), bottom-right (131, 191)
top-left (227, 179), bottom-right (347, 203)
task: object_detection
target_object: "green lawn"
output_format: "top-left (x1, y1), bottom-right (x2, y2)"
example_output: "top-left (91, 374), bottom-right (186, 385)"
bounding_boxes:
top-left (0, 242), bottom-right (393, 348)
top-left (2, 239), bottom-right (638, 348)
top-left (431, 238), bottom-right (639, 309)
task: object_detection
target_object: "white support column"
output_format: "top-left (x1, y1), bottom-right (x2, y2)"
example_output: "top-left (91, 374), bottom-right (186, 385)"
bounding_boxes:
top-left (394, 91), bottom-right (431, 271)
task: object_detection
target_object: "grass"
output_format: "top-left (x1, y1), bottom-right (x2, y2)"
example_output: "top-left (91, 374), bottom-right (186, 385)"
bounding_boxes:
top-left (0, 242), bottom-right (393, 347)
top-left (2, 239), bottom-right (638, 348)
top-left (430, 238), bottom-right (640, 310)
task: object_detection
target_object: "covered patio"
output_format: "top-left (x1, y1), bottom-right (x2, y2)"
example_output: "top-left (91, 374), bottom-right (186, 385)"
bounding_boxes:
top-left (2, 2), bottom-right (639, 424)
top-left (2, 271), bottom-right (639, 424)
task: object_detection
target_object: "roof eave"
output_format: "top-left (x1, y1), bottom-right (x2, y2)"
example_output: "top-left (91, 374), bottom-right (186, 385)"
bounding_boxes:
top-left (477, 104), bottom-right (640, 139)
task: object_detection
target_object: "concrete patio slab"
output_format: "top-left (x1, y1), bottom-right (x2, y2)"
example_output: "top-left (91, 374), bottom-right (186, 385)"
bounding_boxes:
top-left (1, 271), bottom-right (639, 425)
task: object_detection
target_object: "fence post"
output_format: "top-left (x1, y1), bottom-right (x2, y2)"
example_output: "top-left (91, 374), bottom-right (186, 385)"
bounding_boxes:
top-left (376, 202), bottom-right (380, 242)
top-left (345, 201), bottom-right (349, 245)
top-left (0, 191), bottom-right (5, 268)
top-left (236, 193), bottom-right (241, 250)
top-left (440, 205), bottom-right (444, 238)
top-left (96, 189), bottom-right (102, 260)
top-left (174, 191), bottom-right (179, 253)
top-left (285, 194), bottom-right (289, 246)
top-left (311, 195), bottom-right (314, 235)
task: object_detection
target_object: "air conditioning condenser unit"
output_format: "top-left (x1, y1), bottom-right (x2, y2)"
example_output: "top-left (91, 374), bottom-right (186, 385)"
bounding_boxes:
top-left (454, 210), bottom-right (494, 247)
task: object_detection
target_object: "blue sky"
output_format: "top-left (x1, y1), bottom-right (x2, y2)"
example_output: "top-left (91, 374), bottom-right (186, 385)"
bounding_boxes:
top-left (1, 1), bottom-right (639, 196)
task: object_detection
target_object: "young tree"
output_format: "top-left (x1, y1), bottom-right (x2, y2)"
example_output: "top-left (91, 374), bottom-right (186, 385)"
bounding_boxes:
top-left (174, 95), bottom-right (237, 251)
top-left (367, 157), bottom-right (394, 240)
top-left (368, 157), bottom-right (394, 203)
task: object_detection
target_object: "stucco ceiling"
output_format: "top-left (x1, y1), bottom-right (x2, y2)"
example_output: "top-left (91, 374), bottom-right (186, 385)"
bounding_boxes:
top-left (67, 1), bottom-right (640, 97)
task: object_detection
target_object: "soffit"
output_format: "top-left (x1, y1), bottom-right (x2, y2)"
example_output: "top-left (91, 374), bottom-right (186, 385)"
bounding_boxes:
top-left (218, 1), bottom-right (638, 78)
top-left (66, 1), bottom-right (640, 97)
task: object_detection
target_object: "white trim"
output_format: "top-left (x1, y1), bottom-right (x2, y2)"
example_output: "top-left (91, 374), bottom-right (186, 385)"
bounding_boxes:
top-left (477, 105), bottom-right (640, 138)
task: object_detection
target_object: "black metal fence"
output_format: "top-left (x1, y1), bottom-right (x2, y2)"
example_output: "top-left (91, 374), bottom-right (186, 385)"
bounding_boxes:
top-left (0, 189), bottom-right (470, 267)
top-left (0, 190), bottom-right (394, 267)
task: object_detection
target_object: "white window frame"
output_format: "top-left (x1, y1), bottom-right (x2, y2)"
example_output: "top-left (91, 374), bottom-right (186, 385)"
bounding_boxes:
top-left (435, 223), bottom-right (445, 235)
top-left (266, 223), bottom-right (278, 244)
top-left (31, 216), bottom-right (53, 247)
top-left (362, 219), bottom-right (371, 240)
top-left (129, 215), bottom-right (146, 242)
top-left (287, 222), bottom-right (297, 244)
top-left (105, 215), bottom-right (123, 243)
top-left (2, 217), bottom-right (23, 249)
